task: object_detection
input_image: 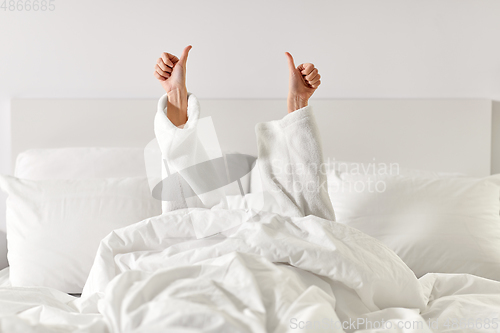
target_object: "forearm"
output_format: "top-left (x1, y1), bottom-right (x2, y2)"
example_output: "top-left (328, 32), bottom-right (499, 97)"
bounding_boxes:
top-left (166, 88), bottom-right (188, 127)
top-left (255, 106), bottom-right (335, 221)
top-left (287, 95), bottom-right (309, 114)
top-left (155, 46), bottom-right (192, 127)
top-left (155, 93), bottom-right (228, 212)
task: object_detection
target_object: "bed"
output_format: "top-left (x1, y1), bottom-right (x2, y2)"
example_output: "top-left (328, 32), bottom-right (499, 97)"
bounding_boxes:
top-left (0, 98), bottom-right (499, 332)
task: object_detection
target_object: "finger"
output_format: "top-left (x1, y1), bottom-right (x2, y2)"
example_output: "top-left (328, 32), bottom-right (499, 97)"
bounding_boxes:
top-left (156, 69), bottom-right (170, 79)
top-left (157, 58), bottom-right (171, 72)
top-left (155, 64), bottom-right (171, 78)
top-left (308, 73), bottom-right (321, 83)
top-left (309, 76), bottom-right (321, 87)
top-left (161, 53), bottom-right (173, 67)
top-left (310, 79), bottom-right (321, 89)
top-left (180, 45), bottom-right (192, 67)
top-left (306, 75), bottom-right (320, 88)
top-left (305, 69), bottom-right (319, 81)
top-left (299, 63), bottom-right (315, 76)
top-left (285, 52), bottom-right (297, 74)
top-left (154, 71), bottom-right (167, 81)
top-left (161, 53), bottom-right (177, 68)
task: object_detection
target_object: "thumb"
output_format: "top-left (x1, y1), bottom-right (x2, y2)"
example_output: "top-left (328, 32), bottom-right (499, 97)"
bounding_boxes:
top-left (180, 45), bottom-right (192, 67)
top-left (285, 52), bottom-right (297, 75)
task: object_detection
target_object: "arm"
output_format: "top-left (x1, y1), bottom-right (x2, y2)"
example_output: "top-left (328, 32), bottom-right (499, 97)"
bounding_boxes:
top-left (254, 53), bottom-right (335, 221)
top-left (153, 46), bottom-right (228, 213)
top-left (154, 45), bottom-right (192, 127)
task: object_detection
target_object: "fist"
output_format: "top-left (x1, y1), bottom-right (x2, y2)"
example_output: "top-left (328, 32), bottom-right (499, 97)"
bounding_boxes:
top-left (285, 52), bottom-right (321, 112)
top-left (154, 45), bottom-right (192, 94)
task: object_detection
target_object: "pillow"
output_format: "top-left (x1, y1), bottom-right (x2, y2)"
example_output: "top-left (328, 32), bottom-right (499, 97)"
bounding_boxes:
top-left (329, 160), bottom-right (465, 178)
top-left (249, 159), bottom-right (464, 194)
top-left (328, 173), bottom-right (500, 280)
top-left (0, 148), bottom-right (149, 250)
top-left (0, 176), bottom-right (161, 293)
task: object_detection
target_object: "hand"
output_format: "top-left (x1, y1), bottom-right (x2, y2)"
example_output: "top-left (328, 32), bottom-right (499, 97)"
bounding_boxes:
top-left (285, 52), bottom-right (321, 113)
top-left (154, 45), bottom-right (192, 127)
top-left (154, 45), bottom-right (192, 95)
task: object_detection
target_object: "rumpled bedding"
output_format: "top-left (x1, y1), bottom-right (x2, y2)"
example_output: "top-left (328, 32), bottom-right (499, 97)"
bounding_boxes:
top-left (0, 95), bottom-right (499, 332)
top-left (1, 229), bottom-right (499, 332)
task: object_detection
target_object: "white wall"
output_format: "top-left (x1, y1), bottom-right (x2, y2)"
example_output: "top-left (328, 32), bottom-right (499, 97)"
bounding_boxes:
top-left (1, 0), bottom-right (500, 267)
top-left (1, 0), bottom-right (500, 174)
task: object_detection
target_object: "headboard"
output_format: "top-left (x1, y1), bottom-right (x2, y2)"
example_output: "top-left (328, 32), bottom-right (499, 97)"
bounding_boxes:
top-left (11, 98), bottom-right (496, 177)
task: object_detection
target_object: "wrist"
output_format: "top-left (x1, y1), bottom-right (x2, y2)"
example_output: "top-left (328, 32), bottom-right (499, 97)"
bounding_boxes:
top-left (167, 87), bottom-right (188, 102)
top-left (287, 95), bottom-right (308, 113)
top-left (166, 88), bottom-right (188, 127)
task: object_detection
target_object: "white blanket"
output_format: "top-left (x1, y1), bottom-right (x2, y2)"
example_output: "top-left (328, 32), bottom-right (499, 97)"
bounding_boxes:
top-left (1, 269), bottom-right (498, 332)
top-left (0, 95), bottom-right (499, 332)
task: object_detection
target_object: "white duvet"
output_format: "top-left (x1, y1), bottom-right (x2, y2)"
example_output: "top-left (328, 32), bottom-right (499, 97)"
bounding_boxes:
top-left (0, 95), bottom-right (499, 332)
top-left (1, 213), bottom-right (499, 332)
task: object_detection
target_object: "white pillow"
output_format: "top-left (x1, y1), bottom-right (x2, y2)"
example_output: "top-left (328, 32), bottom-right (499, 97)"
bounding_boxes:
top-left (328, 173), bottom-right (500, 280)
top-left (0, 148), bottom-right (150, 269)
top-left (249, 159), bottom-right (464, 194)
top-left (329, 160), bottom-right (465, 178)
top-left (0, 176), bottom-right (161, 293)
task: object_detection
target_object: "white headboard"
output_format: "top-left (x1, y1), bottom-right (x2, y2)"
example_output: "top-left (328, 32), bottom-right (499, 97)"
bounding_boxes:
top-left (11, 98), bottom-right (496, 177)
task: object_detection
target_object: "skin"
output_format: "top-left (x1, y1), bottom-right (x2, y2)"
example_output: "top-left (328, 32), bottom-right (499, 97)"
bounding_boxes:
top-left (154, 46), bottom-right (321, 126)
top-left (285, 52), bottom-right (321, 114)
top-left (154, 45), bottom-right (192, 127)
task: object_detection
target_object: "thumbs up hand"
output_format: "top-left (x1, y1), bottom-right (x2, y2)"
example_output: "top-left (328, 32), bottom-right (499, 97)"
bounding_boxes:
top-left (285, 52), bottom-right (321, 113)
top-left (154, 46), bottom-right (192, 126)
top-left (155, 45), bottom-right (192, 95)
